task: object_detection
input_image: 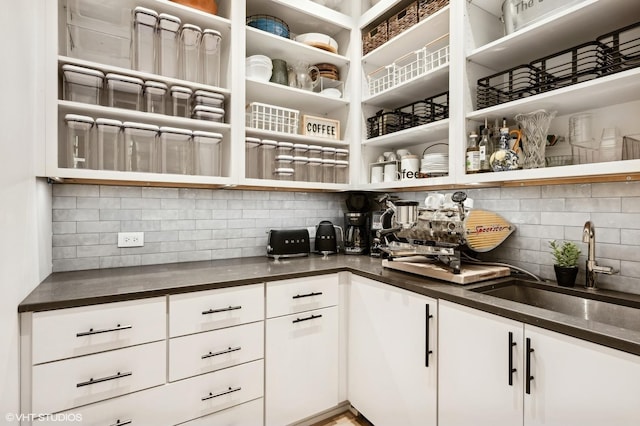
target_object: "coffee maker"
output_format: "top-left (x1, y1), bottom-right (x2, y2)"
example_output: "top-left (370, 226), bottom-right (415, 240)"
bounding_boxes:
top-left (344, 212), bottom-right (369, 255)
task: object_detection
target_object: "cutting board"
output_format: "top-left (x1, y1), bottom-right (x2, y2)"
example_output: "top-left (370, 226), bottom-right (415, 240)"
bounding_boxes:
top-left (382, 256), bottom-right (510, 284)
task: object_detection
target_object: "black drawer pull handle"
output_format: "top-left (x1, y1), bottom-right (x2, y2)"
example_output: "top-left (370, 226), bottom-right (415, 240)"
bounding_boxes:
top-left (110, 420), bottom-right (132, 426)
top-left (202, 305), bottom-right (242, 315)
top-left (202, 346), bottom-right (242, 359)
top-left (425, 304), bottom-right (433, 367)
top-left (292, 314), bottom-right (322, 324)
top-left (526, 337), bottom-right (534, 394)
top-left (292, 292), bottom-right (323, 299)
top-left (202, 386), bottom-right (241, 401)
top-left (77, 371), bottom-right (132, 388)
top-left (76, 324), bottom-right (132, 337)
top-left (508, 332), bottom-right (517, 386)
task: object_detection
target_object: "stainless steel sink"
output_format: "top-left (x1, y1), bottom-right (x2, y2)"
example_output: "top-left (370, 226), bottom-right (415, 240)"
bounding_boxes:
top-left (471, 280), bottom-right (640, 332)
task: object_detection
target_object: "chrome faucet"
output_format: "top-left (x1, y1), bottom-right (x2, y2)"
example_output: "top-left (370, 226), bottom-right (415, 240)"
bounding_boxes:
top-left (582, 221), bottom-right (615, 288)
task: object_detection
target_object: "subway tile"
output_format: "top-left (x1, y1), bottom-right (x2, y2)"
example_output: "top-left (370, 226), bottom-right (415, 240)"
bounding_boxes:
top-left (259, 218), bottom-right (284, 228)
top-left (100, 255), bottom-right (141, 269)
top-left (596, 275), bottom-right (640, 295)
top-left (52, 246), bottom-right (77, 260)
top-left (621, 229), bottom-right (640, 246)
top-left (195, 199), bottom-right (228, 210)
top-left (52, 196), bottom-right (76, 209)
top-left (242, 246), bottom-right (266, 257)
top-left (540, 211), bottom-right (588, 226)
top-left (179, 209), bottom-right (213, 220)
top-left (501, 186), bottom-right (541, 199)
top-left (598, 243), bottom-right (638, 262)
top-left (466, 187), bottom-right (501, 200)
top-left (621, 197), bottom-right (640, 213)
top-left (503, 211), bottom-right (541, 225)
top-left (142, 187), bottom-right (179, 199)
top-left (99, 197), bottom-right (121, 209)
top-left (196, 239), bottom-right (228, 250)
top-left (501, 236), bottom-right (540, 251)
top-left (141, 209), bottom-right (180, 220)
top-left (243, 190), bottom-right (270, 200)
top-left (565, 226), bottom-right (619, 244)
top-left (269, 192), bottom-right (295, 200)
top-left (228, 219), bottom-right (256, 229)
top-left (52, 184), bottom-right (99, 197)
top-left (100, 209), bottom-right (142, 221)
top-left (161, 241), bottom-right (196, 252)
top-left (122, 197), bottom-right (161, 209)
top-left (120, 242), bottom-right (163, 255)
top-left (212, 190), bottom-right (242, 199)
top-left (100, 186), bottom-right (142, 198)
top-left (212, 248), bottom-right (242, 259)
top-left (144, 230), bottom-right (179, 243)
top-left (161, 198), bottom-right (196, 210)
top-left (100, 233), bottom-right (118, 245)
top-left (140, 252), bottom-right (178, 266)
top-left (592, 181), bottom-right (640, 198)
top-left (242, 209), bottom-right (270, 219)
top-left (515, 224), bottom-right (563, 239)
top-left (227, 238), bottom-right (257, 249)
top-left (242, 227), bottom-right (268, 238)
top-left (53, 257), bottom-right (100, 272)
top-left (520, 198), bottom-right (564, 212)
top-left (52, 222), bottom-right (76, 235)
top-left (77, 221), bottom-right (120, 233)
top-left (53, 209), bottom-right (99, 222)
top-left (196, 219), bottom-right (228, 230)
top-left (161, 220), bottom-right (195, 231)
top-left (213, 229), bottom-right (243, 239)
top-left (179, 230), bottom-right (213, 241)
top-left (542, 184), bottom-right (591, 198)
top-left (53, 233), bottom-right (99, 247)
top-left (178, 250), bottom-right (212, 262)
top-left (76, 244), bottom-right (121, 258)
top-left (211, 209), bottom-right (239, 219)
top-left (621, 261), bottom-right (640, 279)
top-left (121, 220), bottom-right (161, 232)
top-left (179, 188), bottom-right (213, 199)
top-left (565, 198), bottom-right (620, 213)
top-left (76, 197), bottom-right (100, 209)
top-left (591, 212), bottom-right (640, 229)
top-left (473, 199), bottom-right (520, 212)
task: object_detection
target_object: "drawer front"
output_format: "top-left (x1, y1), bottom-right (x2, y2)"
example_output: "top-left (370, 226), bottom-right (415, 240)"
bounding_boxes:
top-left (173, 360), bottom-right (264, 422)
top-left (180, 397), bottom-right (263, 426)
top-left (169, 284), bottom-right (264, 337)
top-left (32, 297), bottom-right (166, 364)
top-left (266, 274), bottom-right (339, 318)
top-left (32, 341), bottom-right (166, 415)
top-left (169, 321), bottom-right (264, 382)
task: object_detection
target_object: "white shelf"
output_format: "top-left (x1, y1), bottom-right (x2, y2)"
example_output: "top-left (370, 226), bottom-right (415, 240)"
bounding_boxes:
top-left (363, 64), bottom-right (449, 108)
top-left (246, 0), bottom-right (352, 35)
top-left (138, 0), bottom-right (232, 31)
top-left (246, 78), bottom-right (349, 117)
top-left (468, 68), bottom-right (640, 122)
top-left (360, 175), bottom-right (455, 191)
top-left (47, 167), bottom-right (235, 186)
top-left (361, 6), bottom-right (450, 71)
top-left (240, 178), bottom-right (350, 191)
top-left (467, 0), bottom-right (640, 70)
top-left (245, 128), bottom-right (349, 147)
top-left (363, 119), bottom-right (449, 148)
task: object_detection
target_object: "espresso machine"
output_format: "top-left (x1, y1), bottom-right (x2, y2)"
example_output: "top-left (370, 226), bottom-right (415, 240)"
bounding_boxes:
top-left (344, 212), bottom-right (369, 255)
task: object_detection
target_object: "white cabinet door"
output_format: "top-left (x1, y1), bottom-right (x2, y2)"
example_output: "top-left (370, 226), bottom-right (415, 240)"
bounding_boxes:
top-left (524, 325), bottom-right (640, 426)
top-left (347, 276), bottom-right (437, 426)
top-left (265, 306), bottom-right (339, 426)
top-left (438, 300), bottom-right (524, 426)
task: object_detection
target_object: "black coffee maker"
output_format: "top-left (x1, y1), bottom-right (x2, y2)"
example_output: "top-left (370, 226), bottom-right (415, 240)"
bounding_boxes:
top-left (344, 212), bottom-right (369, 255)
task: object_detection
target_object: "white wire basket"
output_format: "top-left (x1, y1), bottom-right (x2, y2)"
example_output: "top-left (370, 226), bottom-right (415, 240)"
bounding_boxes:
top-left (395, 47), bottom-right (428, 86)
top-left (368, 64), bottom-right (396, 96)
top-left (426, 43), bottom-right (450, 71)
top-left (246, 102), bottom-right (300, 134)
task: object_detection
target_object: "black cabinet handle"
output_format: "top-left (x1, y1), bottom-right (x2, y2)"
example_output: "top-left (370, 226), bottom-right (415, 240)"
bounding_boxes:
top-left (76, 371), bottom-right (132, 388)
top-left (425, 304), bottom-right (433, 367)
top-left (526, 337), bottom-right (534, 394)
top-left (292, 291), bottom-right (323, 299)
top-left (110, 420), bottom-right (132, 426)
top-left (76, 324), bottom-right (132, 337)
top-left (202, 305), bottom-right (241, 315)
top-left (202, 386), bottom-right (241, 401)
top-left (292, 314), bottom-right (322, 324)
top-left (202, 346), bottom-right (242, 359)
top-left (508, 332), bottom-right (517, 386)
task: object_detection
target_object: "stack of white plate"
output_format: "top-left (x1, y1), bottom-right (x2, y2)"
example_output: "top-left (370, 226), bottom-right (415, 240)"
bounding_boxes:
top-left (421, 153), bottom-right (448, 176)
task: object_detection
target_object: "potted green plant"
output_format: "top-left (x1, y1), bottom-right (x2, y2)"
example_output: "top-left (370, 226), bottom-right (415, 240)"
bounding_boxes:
top-left (549, 240), bottom-right (581, 287)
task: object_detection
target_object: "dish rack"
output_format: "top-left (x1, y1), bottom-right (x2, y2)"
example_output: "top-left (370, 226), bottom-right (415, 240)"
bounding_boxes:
top-left (246, 102), bottom-right (299, 134)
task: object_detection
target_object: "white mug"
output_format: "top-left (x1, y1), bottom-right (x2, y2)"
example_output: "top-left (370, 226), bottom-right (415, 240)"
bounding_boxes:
top-left (401, 156), bottom-right (420, 180)
top-left (383, 162), bottom-right (398, 182)
top-left (371, 165), bottom-right (383, 183)
top-left (425, 193), bottom-right (444, 209)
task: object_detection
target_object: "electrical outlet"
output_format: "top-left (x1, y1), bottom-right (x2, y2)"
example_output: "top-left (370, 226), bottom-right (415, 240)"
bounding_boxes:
top-left (117, 232), bottom-right (144, 248)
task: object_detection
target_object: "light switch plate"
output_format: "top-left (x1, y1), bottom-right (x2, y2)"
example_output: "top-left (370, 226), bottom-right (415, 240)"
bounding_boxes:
top-left (117, 232), bottom-right (144, 248)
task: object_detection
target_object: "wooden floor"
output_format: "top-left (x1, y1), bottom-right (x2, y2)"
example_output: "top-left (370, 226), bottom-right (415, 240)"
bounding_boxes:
top-left (310, 411), bottom-right (374, 426)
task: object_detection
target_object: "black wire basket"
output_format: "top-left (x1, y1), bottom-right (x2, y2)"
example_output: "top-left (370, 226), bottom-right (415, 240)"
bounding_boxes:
top-left (477, 65), bottom-right (540, 109)
top-left (597, 21), bottom-right (640, 77)
top-left (397, 91), bottom-right (449, 130)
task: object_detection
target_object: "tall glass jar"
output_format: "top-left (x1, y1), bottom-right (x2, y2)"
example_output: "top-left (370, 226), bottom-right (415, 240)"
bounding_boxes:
top-left (293, 156), bottom-right (309, 182)
top-left (132, 7), bottom-right (158, 73)
top-left (245, 137), bottom-right (261, 179)
top-left (308, 157), bottom-right (323, 182)
top-left (178, 24), bottom-right (202, 82)
top-left (322, 158), bottom-right (335, 183)
top-left (260, 139), bottom-right (277, 179)
top-left (158, 13), bottom-right (181, 78)
top-left (335, 159), bottom-right (348, 183)
top-left (201, 29), bottom-right (222, 86)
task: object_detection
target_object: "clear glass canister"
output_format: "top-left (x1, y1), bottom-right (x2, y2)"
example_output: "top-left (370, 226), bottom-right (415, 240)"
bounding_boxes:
top-left (170, 86), bottom-right (193, 118)
top-left (123, 121), bottom-right (159, 173)
top-left (308, 157), bottom-right (323, 182)
top-left (159, 126), bottom-right (192, 175)
top-left (144, 80), bottom-right (167, 114)
top-left (293, 143), bottom-right (308, 157)
top-left (277, 141), bottom-right (294, 157)
top-left (322, 146), bottom-right (336, 160)
top-left (132, 7), bottom-right (158, 73)
top-left (322, 158), bottom-right (336, 183)
top-left (106, 73), bottom-right (144, 111)
top-left (193, 131), bottom-right (223, 176)
top-left (335, 148), bottom-right (349, 162)
top-left (293, 156), bottom-right (308, 182)
top-left (158, 13), bottom-right (181, 78)
top-left (178, 24), bottom-right (202, 82)
top-left (308, 144), bottom-right (323, 161)
top-left (192, 90), bottom-right (224, 108)
top-left (335, 159), bottom-right (349, 183)
top-left (260, 139), bottom-right (278, 179)
top-left (245, 137), bottom-right (261, 179)
top-left (192, 105), bottom-right (224, 122)
top-left (64, 114), bottom-right (95, 169)
top-left (96, 118), bottom-right (123, 171)
top-left (274, 167), bottom-right (294, 181)
top-left (201, 28), bottom-right (222, 86)
top-left (62, 64), bottom-right (104, 105)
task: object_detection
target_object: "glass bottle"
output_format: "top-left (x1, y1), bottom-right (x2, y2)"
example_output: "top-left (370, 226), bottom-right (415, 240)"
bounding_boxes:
top-left (466, 131), bottom-right (480, 174)
top-left (479, 118), bottom-right (492, 172)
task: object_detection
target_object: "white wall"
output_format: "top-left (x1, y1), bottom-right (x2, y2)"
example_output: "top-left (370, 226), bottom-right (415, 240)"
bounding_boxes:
top-left (0, 0), bottom-right (52, 417)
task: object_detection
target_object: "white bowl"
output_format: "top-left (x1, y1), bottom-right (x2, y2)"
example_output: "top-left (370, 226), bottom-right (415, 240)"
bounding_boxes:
top-left (246, 63), bottom-right (272, 82)
top-left (320, 88), bottom-right (341, 98)
top-left (294, 33), bottom-right (338, 53)
top-left (246, 55), bottom-right (272, 66)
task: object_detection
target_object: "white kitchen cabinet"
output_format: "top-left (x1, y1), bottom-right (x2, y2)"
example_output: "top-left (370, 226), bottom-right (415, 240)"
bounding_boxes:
top-left (439, 300), bottom-right (640, 426)
top-left (347, 275), bottom-right (437, 426)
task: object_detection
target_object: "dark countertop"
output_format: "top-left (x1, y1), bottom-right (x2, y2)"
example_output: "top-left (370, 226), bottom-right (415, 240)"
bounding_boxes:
top-left (20, 255), bottom-right (640, 357)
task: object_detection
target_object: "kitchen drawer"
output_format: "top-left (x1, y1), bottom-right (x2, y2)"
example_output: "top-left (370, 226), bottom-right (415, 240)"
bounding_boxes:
top-left (179, 397), bottom-right (263, 426)
top-left (32, 297), bottom-right (166, 364)
top-left (169, 284), bottom-right (264, 338)
top-left (266, 274), bottom-right (339, 318)
top-left (172, 359), bottom-right (264, 422)
top-left (32, 341), bottom-right (165, 415)
top-left (169, 321), bottom-right (264, 382)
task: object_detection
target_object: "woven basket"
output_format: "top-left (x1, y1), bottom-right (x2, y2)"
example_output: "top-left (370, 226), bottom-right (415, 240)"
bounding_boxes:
top-left (418, 0), bottom-right (449, 21)
top-left (363, 20), bottom-right (388, 55)
top-left (388, 2), bottom-right (418, 40)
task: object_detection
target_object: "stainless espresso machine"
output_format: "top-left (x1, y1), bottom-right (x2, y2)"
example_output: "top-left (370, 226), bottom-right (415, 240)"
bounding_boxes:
top-left (344, 212), bottom-right (369, 255)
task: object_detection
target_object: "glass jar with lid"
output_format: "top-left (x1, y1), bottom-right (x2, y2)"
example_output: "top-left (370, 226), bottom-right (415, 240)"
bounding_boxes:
top-left (322, 146), bottom-right (336, 160)
top-left (274, 167), bottom-right (294, 181)
top-left (178, 24), bottom-right (202, 82)
top-left (308, 145), bottom-right (323, 161)
top-left (260, 139), bottom-right (278, 179)
top-left (123, 121), bottom-right (159, 173)
top-left (194, 131), bottom-right (223, 176)
top-left (335, 159), bottom-right (349, 184)
top-left (292, 156), bottom-right (309, 182)
top-left (170, 86), bottom-right (193, 118)
top-left (159, 126), bottom-right (192, 175)
top-left (132, 7), bottom-right (158, 73)
top-left (158, 13), bottom-right (181, 78)
top-left (308, 157), bottom-right (323, 182)
top-left (64, 114), bottom-right (95, 169)
top-left (245, 137), bottom-right (261, 179)
top-left (335, 148), bottom-right (349, 162)
top-left (201, 28), bottom-right (222, 86)
top-left (96, 118), bottom-right (123, 171)
top-left (322, 158), bottom-right (336, 183)
top-left (144, 80), bottom-right (167, 115)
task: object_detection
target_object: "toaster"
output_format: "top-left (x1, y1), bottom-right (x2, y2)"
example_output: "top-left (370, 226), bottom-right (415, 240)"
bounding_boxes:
top-left (267, 229), bottom-right (310, 259)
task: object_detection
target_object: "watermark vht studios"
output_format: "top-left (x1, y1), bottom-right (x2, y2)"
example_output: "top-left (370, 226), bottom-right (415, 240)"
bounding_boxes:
top-left (5, 413), bottom-right (83, 423)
